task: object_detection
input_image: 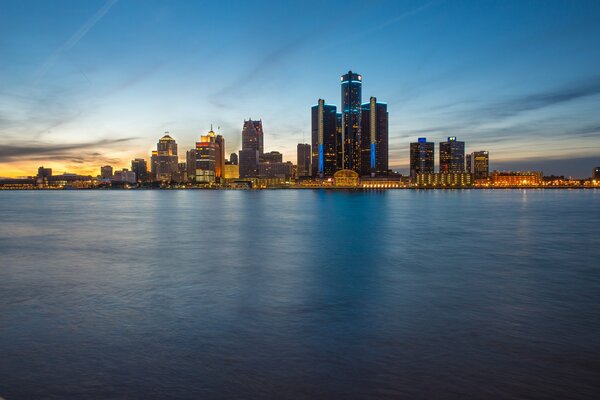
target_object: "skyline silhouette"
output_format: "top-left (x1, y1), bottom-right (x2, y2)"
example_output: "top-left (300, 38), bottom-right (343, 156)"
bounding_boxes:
top-left (1, 0), bottom-right (599, 178)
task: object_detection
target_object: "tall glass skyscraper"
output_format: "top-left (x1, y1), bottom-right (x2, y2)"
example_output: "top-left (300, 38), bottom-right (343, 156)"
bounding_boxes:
top-left (341, 71), bottom-right (362, 173)
top-left (360, 97), bottom-right (388, 176)
top-left (311, 99), bottom-right (338, 177)
top-left (439, 137), bottom-right (465, 173)
top-left (410, 138), bottom-right (435, 178)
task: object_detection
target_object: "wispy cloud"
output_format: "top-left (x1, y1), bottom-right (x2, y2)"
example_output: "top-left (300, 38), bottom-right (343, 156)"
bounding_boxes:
top-left (33, 0), bottom-right (118, 82)
top-left (0, 137), bottom-right (136, 162)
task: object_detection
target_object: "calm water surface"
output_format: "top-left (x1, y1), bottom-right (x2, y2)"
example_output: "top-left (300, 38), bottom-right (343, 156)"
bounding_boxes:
top-left (0, 190), bottom-right (599, 399)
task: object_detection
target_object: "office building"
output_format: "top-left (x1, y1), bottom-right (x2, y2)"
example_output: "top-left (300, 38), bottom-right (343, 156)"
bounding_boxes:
top-left (131, 159), bottom-right (148, 182)
top-left (242, 119), bottom-right (264, 155)
top-left (409, 138), bottom-right (435, 178)
top-left (360, 97), bottom-right (388, 176)
top-left (440, 136), bottom-right (465, 173)
top-left (37, 166), bottom-right (52, 179)
top-left (239, 149), bottom-right (259, 178)
top-left (154, 133), bottom-right (179, 181)
top-left (340, 71), bottom-right (362, 173)
top-left (468, 151), bottom-right (490, 180)
top-left (259, 161), bottom-right (294, 179)
top-left (230, 152), bottom-right (238, 165)
top-left (593, 167), bottom-right (600, 180)
top-left (113, 169), bottom-right (136, 184)
top-left (261, 151), bottom-right (283, 164)
top-left (194, 128), bottom-right (225, 184)
top-left (297, 143), bottom-right (311, 178)
top-left (224, 164), bottom-right (240, 179)
top-left (100, 165), bottom-right (113, 179)
top-left (311, 99), bottom-right (338, 177)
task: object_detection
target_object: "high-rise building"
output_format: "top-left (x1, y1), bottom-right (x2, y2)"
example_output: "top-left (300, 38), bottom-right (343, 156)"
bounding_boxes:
top-left (467, 151), bottom-right (490, 180)
top-left (131, 159), bottom-right (148, 182)
top-left (410, 138), bottom-right (435, 178)
top-left (360, 97), bottom-right (388, 176)
top-left (297, 143), bottom-right (311, 178)
top-left (154, 133), bottom-right (179, 181)
top-left (186, 149), bottom-right (197, 181)
top-left (239, 149), bottom-right (259, 178)
top-left (100, 165), bottom-right (113, 179)
top-left (336, 112), bottom-right (343, 169)
top-left (311, 99), bottom-right (338, 177)
top-left (440, 137), bottom-right (465, 173)
top-left (593, 167), bottom-right (600, 180)
top-left (230, 152), bottom-right (238, 165)
top-left (242, 119), bottom-right (264, 155)
top-left (341, 71), bottom-right (362, 173)
top-left (194, 128), bottom-right (225, 184)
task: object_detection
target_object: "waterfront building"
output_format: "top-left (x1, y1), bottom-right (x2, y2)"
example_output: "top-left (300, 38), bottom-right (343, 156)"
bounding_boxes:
top-left (131, 159), bottom-right (148, 182)
top-left (341, 71), bottom-right (362, 173)
top-left (186, 149), bottom-right (197, 181)
top-left (413, 172), bottom-right (473, 187)
top-left (37, 166), bottom-right (52, 179)
top-left (440, 137), bottom-right (465, 173)
top-left (242, 119), bottom-right (264, 155)
top-left (259, 161), bottom-right (294, 179)
top-left (409, 138), bottom-right (435, 178)
top-left (360, 97), bottom-right (388, 176)
top-left (468, 151), bottom-right (490, 180)
top-left (297, 143), bottom-right (311, 178)
top-left (113, 169), bottom-right (136, 184)
top-left (100, 165), bottom-right (113, 179)
top-left (224, 164), bottom-right (240, 179)
top-left (154, 133), bottom-right (179, 181)
top-left (311, 99), bottom-right (338, 177)
top-left (194, 128), bottom-right (225, 184)
top-left (230, 152), bottom-right (238, 165)
top-left (239, 149), bottom-right (259, 178)
top-left (593, 167), bottom-right (600, 180)
top-left (491, 171), bottom-right (543, 186)
top-left (333, 169), bottom-right (360, 187)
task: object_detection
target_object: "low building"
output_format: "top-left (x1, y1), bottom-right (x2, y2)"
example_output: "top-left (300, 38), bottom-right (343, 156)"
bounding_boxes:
top-left (491, 171), bottom-right (542, 187)
top-left (224, 164), bottom-right (240, 179)
top-left (258, 161), bottom-right (293, 179)
top-left (413, 172), bottom-right (473, 188)
top-left (333, 169), bottom-right (360, 187)
top-left (112, 169), bottom-right (137, 184)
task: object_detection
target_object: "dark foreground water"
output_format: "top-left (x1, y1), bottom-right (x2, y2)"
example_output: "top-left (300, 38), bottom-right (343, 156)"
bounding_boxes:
top-left (0, 190), bottom-right (599, 399)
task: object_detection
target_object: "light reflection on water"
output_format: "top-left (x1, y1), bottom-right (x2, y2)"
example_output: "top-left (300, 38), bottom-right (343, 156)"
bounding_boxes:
top-left (0, 190), bottom-right (599, 399)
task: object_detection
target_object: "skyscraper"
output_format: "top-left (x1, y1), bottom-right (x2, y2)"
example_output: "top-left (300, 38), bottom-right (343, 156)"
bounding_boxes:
top-left (131, 158), bottom-right (148, 182)
top-left (194, 128), bottom-right (224, 183)
top-left (360, 97), bottom-right (388, 176)
top-left (239, 149), bottom-right (259, 178)
top-left (297, 143), bottom-right (311, 178)
top-left (242, 119), bottom-right (264, 155)
top-left (230, 152), bottom-right (238, 165)
top-left (468, 151), bottom-right (490, 180)
top-left (155, 133), bottom-right (179, 181)
top-left (410, 138), bottom-right (435, 178)
top-left (440, 137), bottom-right (465, 173)
top-left (341, 71), bottom-right (362, 173)
top-left (311, 99), bottom-right (338, 177)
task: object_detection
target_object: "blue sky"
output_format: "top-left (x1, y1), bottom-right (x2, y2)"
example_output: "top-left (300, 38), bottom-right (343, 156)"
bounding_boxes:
top-left (1, 0), bottom-right (599, 177)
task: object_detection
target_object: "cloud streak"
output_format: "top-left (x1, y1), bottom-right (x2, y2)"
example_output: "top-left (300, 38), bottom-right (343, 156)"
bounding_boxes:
top-left (0, 137), bottom-right (136, 162)
top-left (34, 0), bottom-right (118, 81)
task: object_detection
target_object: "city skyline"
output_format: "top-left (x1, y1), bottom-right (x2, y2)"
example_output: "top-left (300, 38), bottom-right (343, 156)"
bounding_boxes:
top-left (1, 0), bottom-right (600, 178)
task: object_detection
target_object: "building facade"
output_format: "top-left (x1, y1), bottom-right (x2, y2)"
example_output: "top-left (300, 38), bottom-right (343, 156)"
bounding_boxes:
top-left (440, 137), bottom-right (465, 173)
top-left (154, 133), bottom-right (179, 181)
top-left (194, 129), bottom-right (225, 184)
top-left (469, 151), bottom-right (490, 180)
top-left (297, 143), bottom-right (311, 178)
top-left (409, 138), bottom-right (435, 178)
top-left (413, 172), bottom-right (473, 187)
top-left (311, 99), bottom-right (338, 177)
top-left (242, 119), bottom-right (264, 155)
top-left (360, 97), bottom-right (388, 176)
top-left (341, 71), bottom-right (362, 173)
top-left (131, 159), bottom-right (148, 182)
top-left (239, 149), bottom-right (259, 178)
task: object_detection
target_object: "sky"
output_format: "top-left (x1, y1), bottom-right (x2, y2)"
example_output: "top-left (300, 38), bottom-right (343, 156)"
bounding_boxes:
top-left (1, 0), bottom-right (599, 178)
